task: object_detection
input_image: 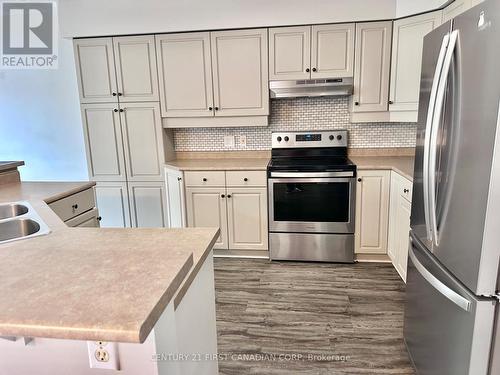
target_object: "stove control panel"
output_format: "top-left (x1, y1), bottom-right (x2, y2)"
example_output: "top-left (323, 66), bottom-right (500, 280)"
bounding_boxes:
top-left (272, 130), bottom-right (348, 149)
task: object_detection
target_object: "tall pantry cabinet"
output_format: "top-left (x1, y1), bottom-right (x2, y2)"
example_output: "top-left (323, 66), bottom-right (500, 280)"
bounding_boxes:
top-left (74, 36), bottom-right (171, 228)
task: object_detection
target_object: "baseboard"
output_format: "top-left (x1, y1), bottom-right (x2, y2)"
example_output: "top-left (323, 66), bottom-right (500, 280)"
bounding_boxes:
top-left (214, 249), bottom-right (270, 259)
top-left (355, 253), bottom-right (392, 263)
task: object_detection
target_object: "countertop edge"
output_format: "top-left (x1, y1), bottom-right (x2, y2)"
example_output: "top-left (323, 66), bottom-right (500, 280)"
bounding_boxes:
top-left (356, 165), bottom-right (413, 181)
top-left (0, 161), bottom-right (24, 172)
top-left (43, 181), bottom-right (96, 204)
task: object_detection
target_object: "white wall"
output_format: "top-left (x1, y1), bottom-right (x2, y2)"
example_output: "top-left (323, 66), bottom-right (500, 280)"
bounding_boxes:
top-left (60, 0), bottom-right (398, 38)
top-left (396, 0), bottom-right (449, 17)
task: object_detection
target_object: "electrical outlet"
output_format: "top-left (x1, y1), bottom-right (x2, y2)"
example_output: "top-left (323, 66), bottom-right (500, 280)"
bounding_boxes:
top-left (87, 341), bottom-right (120, 370)
top-left (223, 135), bottom-right (235, 148)
top-left (238, 135), bottom-right (247, 148)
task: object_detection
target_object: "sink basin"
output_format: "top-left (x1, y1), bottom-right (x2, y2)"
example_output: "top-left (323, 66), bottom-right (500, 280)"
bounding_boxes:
top-left (0, 219), bottom-right (41, 242)
top-left (0, 203), bottom-right (29, 220)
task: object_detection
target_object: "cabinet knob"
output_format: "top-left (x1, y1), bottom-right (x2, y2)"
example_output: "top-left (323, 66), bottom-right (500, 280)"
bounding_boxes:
top-left (227, 194), bottom-right (232, 198)
top-left (312, 68), bottom-right (317, 72)
top-left (177, 177), bottom-right (182, 181)
top-left (208, 107), bottom-right (213, 111)
top-left (72, 204), bottom-right (78, 210)
top-left (119, 109), bottom-right (124, 112)
top-left (404, 188), bottom-right (409, 193)
top-left (357, 178), bottom-right (362, 182)
top-left (389, 100), bottom-right (394, 105)
top-left (214, 107), bottom-right (219, 111)
top-left (221, 194), bottom-right (225, 198)
top-left (118, 93), bottom-right (123, 96)
top-left (113, 109), bottom-right (118, 112)
top-left (97, 216), bottom-right (102, 221)
top-left (112, 92), bottom-right (117, 96)
top-left (354, 102), bottom-right (360, 106)
top-left (305, 68), bottom-right (310, 72)
top-left (203, 178), bottom-right (207, 182)
top-left (244, 178), bottom-right (248, 182)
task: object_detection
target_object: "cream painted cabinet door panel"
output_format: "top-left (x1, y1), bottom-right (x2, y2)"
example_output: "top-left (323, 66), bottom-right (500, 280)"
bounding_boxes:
top-left (352, 22), bottom-right (392, 113)
top-left (227, 188), bottom-right (268, 251)
top-left (186, 187), bottom-right (228, 250)
top-left (311, 23), bottom-right (355, 79)
top-left (120, 103), bottom-right (165, 181)
top-left (94, 182), bottom-right (131, 228)
top-left (389, 11), bottom-right (442, 113)
top-left (211, 29), bottom-right (269, 117)
top-left (395, 197), bottom-right (411, 282)
top-left (387, 172), bottom-right (400, 263)
top-left (128, 181), bottom-right (168, 228)
top-left (443, 0), bottom-right (472, 22)
top-left (74, 38), bottom-right (117, 103)
top-left (113, 35), bottom-right (159, 102)
top-left (355, 170), bottom-right (390, 254)
top-left (81, 103), bottom-right (126, 181)
top-left (165, 167), bottom-right (186, 228)
top-left (156, 32), bottom-right (214, 117)
top-left (269, 26), bottom-right (311, 80)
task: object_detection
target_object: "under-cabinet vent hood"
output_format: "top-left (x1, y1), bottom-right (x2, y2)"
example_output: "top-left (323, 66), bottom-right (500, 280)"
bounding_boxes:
top-left (269, 78), bottom-right (353, 99)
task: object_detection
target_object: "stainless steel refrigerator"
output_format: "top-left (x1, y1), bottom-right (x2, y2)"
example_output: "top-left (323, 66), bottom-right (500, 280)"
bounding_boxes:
top-left (404, 1), bottom-right (500, 374)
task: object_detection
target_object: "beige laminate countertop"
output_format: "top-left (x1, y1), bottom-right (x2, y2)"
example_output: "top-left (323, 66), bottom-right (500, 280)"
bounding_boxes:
top-left (350, 156), bottom-right (415, 181)
top-left (0, 161), bottom-right (24, 172)
top-left (165, 157), bottom-right (270, 171)
top-left (0, 181), bottom-right (219, 343)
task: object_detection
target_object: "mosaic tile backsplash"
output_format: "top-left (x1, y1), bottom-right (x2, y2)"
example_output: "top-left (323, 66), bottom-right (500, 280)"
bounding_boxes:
top-left (173, 97), bottom-right (417, 151)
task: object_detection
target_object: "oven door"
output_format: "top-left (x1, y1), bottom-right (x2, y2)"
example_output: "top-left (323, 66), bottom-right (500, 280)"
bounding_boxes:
top-left (268, 175), bottom-right (355, 233)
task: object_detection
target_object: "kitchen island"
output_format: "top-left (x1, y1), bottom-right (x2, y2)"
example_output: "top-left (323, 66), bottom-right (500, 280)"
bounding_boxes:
top-left (0, 164), bottom-right (220, 375)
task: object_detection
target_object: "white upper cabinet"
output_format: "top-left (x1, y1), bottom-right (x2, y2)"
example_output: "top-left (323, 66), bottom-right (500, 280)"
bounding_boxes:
top-left (156, 32), bottom-right (214, 117)
top-left (389, 11), bottom-right (442, 115)
top-left (211, 28), bottom-right (269, 117)
top-left (352, 21), bottom-right (393, 113)
top-left (74, 38), bottom-right (117, 103)
top-left (81, 103), bottom-right (126, 181)
top-left (120, 102), bottom-right (165, 181)
top-left (311, 23), bottom-right (355, 79)
top-left (443, 0), bottom-right (472, 22)
top-left (113, 35), bottom-right (159, 102)
top-left (269, 26), bottom-right (311, 80)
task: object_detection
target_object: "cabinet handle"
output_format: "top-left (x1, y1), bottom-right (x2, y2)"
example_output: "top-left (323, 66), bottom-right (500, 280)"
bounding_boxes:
top-left (112, 92), bottom-right (117, 96)
top-left (312, 68), bottom-right (317, 72)
top-left (97, 216), bottom-right (102, 221)
top-left (177, 177), bottom-right (182, 181)
top-left (72, 204), bottom-right (78, 210)
top-left (118, 93), bottom-right (123, 96)
top-left (404, 188), bottom-right (409, 193)
top-left (244, 178), bottom-right (248, 182)
top-left (214, 107), bottom-right (219, 111)
top-left (113, 109), bottom-right (118, 112)
top-left (203, 178), bottom-right (207, 182)
top-left (227, 194), bottom-right (232, 198)
top-left (208, 107), bottom-right (213, 111)
top-left (119, 109), bottom-right (124, 112)
top-left (357, 178), bottom-right (362, 182)
top-left (389, 100), bottom-right (394, 105)
top-left (305, 68), bottom-right (310, 72)
top-left (221, 194), bottom-right (225, 198)
top-left (354, 102), bottom-right (360, 106)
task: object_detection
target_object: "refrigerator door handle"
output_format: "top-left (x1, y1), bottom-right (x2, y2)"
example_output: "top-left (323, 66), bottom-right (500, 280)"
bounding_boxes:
top-left (409, 237), bottom-right (471, 312)
top-left (424, 33), bottom-right (450, 243)
top-left (429, 29), bottom-right (459, 246)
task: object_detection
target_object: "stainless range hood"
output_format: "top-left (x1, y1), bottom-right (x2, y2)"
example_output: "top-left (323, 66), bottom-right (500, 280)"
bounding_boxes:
top-left (269, 78), bottom-right (353, 99)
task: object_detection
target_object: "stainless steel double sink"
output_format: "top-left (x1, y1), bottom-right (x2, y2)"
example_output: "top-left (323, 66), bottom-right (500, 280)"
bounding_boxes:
top-left (0, 202), bottom-right (50, 245)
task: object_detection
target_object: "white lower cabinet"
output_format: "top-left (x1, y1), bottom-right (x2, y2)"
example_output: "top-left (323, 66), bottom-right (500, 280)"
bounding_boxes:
top-left (388, 172), bottom-right (413, 282)
top-left (94, 182), bottom-right (131, 228)
top-left (185, 187), bottom-right (229, 250)
top-left (355, 170), bottom-right (391, 254)
top-left (226, 188), bottom-right (268, 251)
top-left (65, 208), bottom-right (101, 228)
top-left (128, 181), bottom-right (169, 228)
top-left (165, 167), bottom-right (186, 228)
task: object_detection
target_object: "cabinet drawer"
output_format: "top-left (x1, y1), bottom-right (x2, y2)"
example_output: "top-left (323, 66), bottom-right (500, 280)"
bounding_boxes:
top-left (65, 208), bottom-right (100, 227)
top-left (400, 177), bottom-right (413, 202)
top-left (49, 187), bottom-right (96, 222)
top-left (226, 171), bottom-right (267, 187)
top-left (184, 171), bottom-right (226, 187)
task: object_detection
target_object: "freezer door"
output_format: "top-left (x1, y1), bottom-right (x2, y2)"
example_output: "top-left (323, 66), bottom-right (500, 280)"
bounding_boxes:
top-left (412, 0), bottom-right (500, 295)
top-left (404, 233), bottom-right (496, 375)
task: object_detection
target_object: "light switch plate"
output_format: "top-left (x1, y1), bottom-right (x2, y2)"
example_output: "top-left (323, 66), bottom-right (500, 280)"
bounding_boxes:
top-left (238, 135), bottom-right (247, 148)
top-left (223, 135), bottom-right (235, 148)
top-left (87, 341), bottom-right (120, 370)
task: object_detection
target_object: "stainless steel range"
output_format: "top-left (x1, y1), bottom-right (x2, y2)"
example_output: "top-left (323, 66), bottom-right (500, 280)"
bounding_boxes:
top-left (267, 130), bottom-right (356, 263)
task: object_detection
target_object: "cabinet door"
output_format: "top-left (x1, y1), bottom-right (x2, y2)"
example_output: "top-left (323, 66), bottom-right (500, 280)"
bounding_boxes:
top-left (396, 197), bottom-right (411, 282)
top-left (120, 103), bottom-right (165, 181)
top-left (185, 187), bottom-right (228, 250)
top-left (94, 182), bottom-right (131, 228)
top-left (156, 32), bottom-right (214, 117)
top-left (65, 208), bottom-right (100, 228)
top-left (352, 22), bottom-right (392, 113)
top-left (226, 188), bottom-right (268, 251)
top-left (129, 181), bottom-right (168, 228)
top-left (81, 103), bottom-right (126, 181)
top-left (355, 170), bottom-right (390, 254)
top-left (269, 26), bottom-right (311, 80)
top-left (74, 38), bottom-right (118, 103)
top-left (113, 35), bottom-right (159, 102)
top-left (211, 29), bottom-right (269, 117)
top-left (311, 23), bottom-right (355, 79)
top-left (389, 11), bottom-right (442, 113)
top-left (443, 0), bottom-right (472, 22)
top-left (387, 172), bottom-right (400, 263)
top-left (165, 167), bottom-right (186, 228)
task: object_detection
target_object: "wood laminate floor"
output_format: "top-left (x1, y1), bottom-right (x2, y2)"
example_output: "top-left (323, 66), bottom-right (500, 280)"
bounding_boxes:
top-left (214, 258), bottom-right (415, 375)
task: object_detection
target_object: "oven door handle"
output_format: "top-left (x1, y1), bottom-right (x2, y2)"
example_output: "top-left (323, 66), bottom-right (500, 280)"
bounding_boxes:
top-left (269, 171), bottom-right (355, 178)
